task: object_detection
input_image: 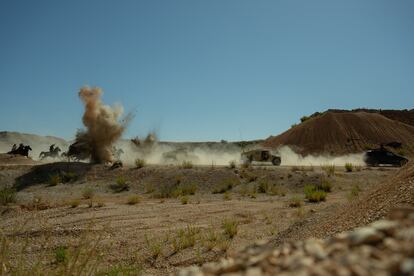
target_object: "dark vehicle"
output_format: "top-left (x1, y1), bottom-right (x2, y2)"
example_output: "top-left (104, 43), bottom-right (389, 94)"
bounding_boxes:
top-left (242, 150), bottom-right (281, 166)
top-left (364, 148), bottom-right (408, 167)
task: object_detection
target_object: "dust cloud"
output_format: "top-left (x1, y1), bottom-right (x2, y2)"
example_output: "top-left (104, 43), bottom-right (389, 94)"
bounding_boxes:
top-left (76, 86), bottom-right (131, 163)
top-left (277, 146), bottom-right (365, 166)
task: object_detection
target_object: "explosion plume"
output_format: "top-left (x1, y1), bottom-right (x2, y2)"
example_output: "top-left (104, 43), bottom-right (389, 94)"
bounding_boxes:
top-left (76, 86), bottom-right (131, 163)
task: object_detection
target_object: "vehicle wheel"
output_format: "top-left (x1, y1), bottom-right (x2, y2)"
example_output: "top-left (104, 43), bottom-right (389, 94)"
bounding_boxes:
top-left (272, 157), bottom-right (281, 166)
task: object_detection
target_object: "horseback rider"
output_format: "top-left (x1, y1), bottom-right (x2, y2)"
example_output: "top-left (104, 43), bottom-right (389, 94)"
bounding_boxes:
top-left (17, 143), bottom-right (24, 152)
top-left (49, 144), bottom-right (55, 152)
top-left (11, 144), bottom-right (17, 152)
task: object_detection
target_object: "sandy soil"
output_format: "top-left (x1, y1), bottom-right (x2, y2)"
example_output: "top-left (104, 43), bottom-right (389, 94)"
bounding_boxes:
top-left (0, 157), bottom-right (398, 275)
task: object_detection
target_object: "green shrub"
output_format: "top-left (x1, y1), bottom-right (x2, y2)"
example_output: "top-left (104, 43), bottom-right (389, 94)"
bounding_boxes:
top-left (288, 196), bottom-right (303, 208)
top-left (300, 115), bottom-right (310, 123)
top-left (48, 174), bottom-right (61, 186)
top-left (221, 219), bottom-right (238, 239)
top-left (228, 160), bottom-right (236, 169)
top-left (127, 195), bottom-right (140, 205)
top-left (0, 187), bottom-right (16, 205)
top-left (172, 183), bottom-right (197, 197)
top-left (55, 246), bottom-right (67, 263)
top-left (257, 179), bottom-right (271, 193)
top-left (304, 184), bottom-right (327, 202)
top-left (213, 178), bottom-right (240, 194)
top-left (181, 161), bottom-right (193, 169)
top-left (110, 176), bottom-right (129, 192)
top-left (69, 199), bottom-right (80, 208)
top-left (322, 164), bottom-right (335, 176)
top-left (348, 184), bottom-right (361, 200)
top-left (180, 195), bottom-right (189, 205)
top-left (61, 171), bottom-right (78, 183)
top-left (82, 188), bottom-right (94, 199)
top-left (317, 179), bottom-right (332, 192)
top-left (345, 163), bottom-right (353, 172)
top-left (135, 158), bottom-right (146, 169)
top-left (223, 191), bottom-right (231, 200)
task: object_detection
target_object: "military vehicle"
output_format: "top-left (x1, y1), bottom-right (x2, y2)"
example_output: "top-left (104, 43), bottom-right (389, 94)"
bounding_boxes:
top-left (364, 147), bottom-right (408, 167)
top-left (241, 149), bottom-right (281, 166)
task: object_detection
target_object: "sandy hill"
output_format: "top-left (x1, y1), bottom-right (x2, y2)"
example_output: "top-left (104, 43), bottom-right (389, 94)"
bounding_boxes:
top-left (263, 111), bottom-right (414, 156)
top-left (0, 131), bottom-right (69, 158)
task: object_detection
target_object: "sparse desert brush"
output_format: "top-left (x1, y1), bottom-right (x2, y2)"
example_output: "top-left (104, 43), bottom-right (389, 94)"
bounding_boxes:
top-left (55, 246), bottom-right (67, 263)
top-left (99, 265), bottom-right (142, 276)
top-left (145, 235), bottom-right (164, 259)
top-left (111, 176), bottom-right (129, 192)
top-left (288, 195), bottom-right (303, 208)
top-left (95, 200), bottom-right (105, 208)
top-left (172, 183), bottom-right (197, 198)
top-left (127, 195), bottom-right (140, 205)
top-left (348, 184), bottom-right (361, 200)
top-left (256, 179), bottom-right (271, 193)
top-left (345, 163), bottom-right (353, 172)
top-left (213, 177), bottom-right (240, 194)
top-left (69, 198), bottom-right (80, 208)
top-left (144, 182), bottom-right (155, 194)
top-left (180, 195), bottom-right (189, 204)
top-left (239, 170), bottom-right (258, 182)
top-left (82, 188), bottom-right (94, 199)
top-left (135, 158), bottom-right (146, 169)
top-left (223, 191), bottom-right (231, 200)
top-left (221, 218), bottom-right (238, 239)
top-left (181, 160), bottom-right (193, 169)
top-left (355, 165), bottom-right (362, 171)
top-left (172, 225), bottom-right (199, 252)
top-left (0, 187), bottom-right (16, 205)
top-left (304, 184), bottom-right (327, 202)
top-left (48, 174), bottom-right (61, 186)
top-left (61, 171), bottom-right (78, 183)
top-left (322, 164), bottom-right (335, 176)
top-left (228, 160), bottom-right (236, 169)
top-left (295, 206), bottom-right (305, 218)
top-left (317, 179), bottom-right (332, 192)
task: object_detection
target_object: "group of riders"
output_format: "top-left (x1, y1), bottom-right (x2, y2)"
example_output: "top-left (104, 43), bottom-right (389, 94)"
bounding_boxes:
top-left (7, 143), bottom-right (124, 161)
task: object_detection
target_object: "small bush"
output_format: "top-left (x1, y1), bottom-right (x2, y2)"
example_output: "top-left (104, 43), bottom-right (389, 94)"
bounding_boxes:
top-left (240, 170), bottom-right (258, 182)
top-left (213, 178), bottom-right (240, 194)
top-left (111, 176), bottom-right (129, 193)
top-left (222, 218), bottom-right (238, 239)
top-left (145, 235), bottom-right (163, 259)
top-left (345, 163), bottom-right (353, 172)
top-left (127, 195), bottom-right (140, 205)
top-left (55, 246), bottom-right (67, 263)
top-left (181, 161), bottom-right (193, 169)
top-left (257, 179), bottom-right (271, 193)
top-left (61, 171), bottom-right (78, 183)
top-left (348, 184), bottom-right (361, 200)
top-left (322, 164), bottom-right (335, 176)
top-left (317, 179), bottom-right (332, 192)
top-left (223, 191), bottom-right (231, 200)
top-left (144, 182), bottom-right (155, 194)
top-left (180, 195), bottom-right (189, 205)
top-left (135, 158), bottom-right (146, 169)
top-left (288, 196), bottom-right (303, 208)
top-left (0, 187), bottom-right (16, 205)
top-left (304, 184), bottom-right (327, 202)
top-left (48, 174), bottom-right (61, 186)
top-left (228, 160), bottom-right (236, 169)
top-left (172, 183), bottom-right (197, 198)
top-left (69, 199), bottom-right (80, 208)
top-left (82, 188), bottom-right (94, 199)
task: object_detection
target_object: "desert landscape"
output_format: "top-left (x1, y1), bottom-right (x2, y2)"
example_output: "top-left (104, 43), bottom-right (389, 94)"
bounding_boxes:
top-left (1, 1), bottom-right (414, 275)
top-left (1, 107), bottom-right (413, 275)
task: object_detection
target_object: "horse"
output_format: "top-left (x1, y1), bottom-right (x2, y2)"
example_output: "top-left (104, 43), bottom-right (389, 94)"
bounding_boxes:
top-left (39, 146), bottom-right (61, 160)
top-left (8, 145), bottom-right (32, 157)
top-left (61, 142), bottom-right (90, 162)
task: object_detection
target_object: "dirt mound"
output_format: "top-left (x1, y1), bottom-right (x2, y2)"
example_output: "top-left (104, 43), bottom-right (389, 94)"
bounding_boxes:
top-left (263, 111), bottom-right (414, 156)
top-left (271, 161), bottom-right (414, 246)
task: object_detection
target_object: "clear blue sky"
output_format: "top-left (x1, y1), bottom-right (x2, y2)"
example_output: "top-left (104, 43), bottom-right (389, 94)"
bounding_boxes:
top-left (0, 1), bottom-right (413, 141)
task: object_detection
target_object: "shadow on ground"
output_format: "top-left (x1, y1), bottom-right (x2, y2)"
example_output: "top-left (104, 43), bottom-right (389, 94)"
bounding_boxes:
top-left (14, 162), bottom-right (93, 190)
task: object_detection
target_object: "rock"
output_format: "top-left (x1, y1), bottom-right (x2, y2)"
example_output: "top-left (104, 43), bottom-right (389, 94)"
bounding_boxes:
top-left (370, 220), bottom-right (398, 235)
top-left (400, 258), bottom-right (414, 274)
top-left (304, 239), bottom-right (327, 260)
top-left (245, 267), bottom-right (263, 276)
top-left (348, 227), bottom-right (384, 245)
